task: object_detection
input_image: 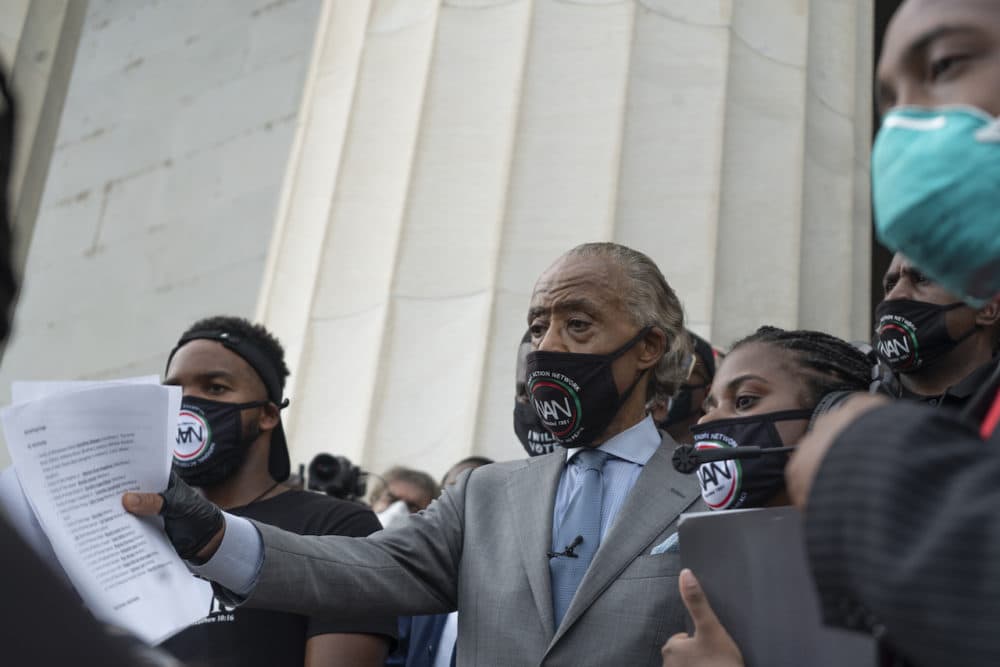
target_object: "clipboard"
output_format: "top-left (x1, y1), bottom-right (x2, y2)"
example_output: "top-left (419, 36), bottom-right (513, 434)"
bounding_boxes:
top-left (678, 506), bottom-right (876, 667)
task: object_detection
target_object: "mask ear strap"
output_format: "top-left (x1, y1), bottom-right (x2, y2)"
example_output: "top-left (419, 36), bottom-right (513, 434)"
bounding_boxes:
top-left (610, 326), bottom-right (659, 410)
top-left (610, 325), bottom-right (655, 361)
top-left (807, 391), bottom-right (856, 431)
top-left (951, 321), bottom-right (980, 347)
top-left (260, 398), bottom-right (290, 419)
top-left (229, 399), bottom-right (273, 411)
top-left (614, 367), bottom-right (648, 413)
top-left (974, 117), bottom-right (1000, 143)
top-left (679, 353), bottom-right (696, 382)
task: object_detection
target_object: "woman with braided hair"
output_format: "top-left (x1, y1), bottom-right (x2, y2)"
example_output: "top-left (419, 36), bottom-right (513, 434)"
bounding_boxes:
top-left (689, 326), bottom-right (873, 511)
top-left (661, 325), bottom-right (874, 667)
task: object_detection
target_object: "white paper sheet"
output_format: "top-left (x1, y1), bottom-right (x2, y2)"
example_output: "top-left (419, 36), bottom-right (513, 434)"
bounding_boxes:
top-left (11, 375), bottom-right (161, 404)
top-left (0, 466), bottom-right (65, 574)
top-left (1, 377), bottom-right (163, 577)
top-left (2, 383), bottom-right (211, 645)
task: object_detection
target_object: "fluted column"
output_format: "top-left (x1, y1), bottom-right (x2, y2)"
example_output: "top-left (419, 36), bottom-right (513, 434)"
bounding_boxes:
top-left (260, 0), bottom-right (874, 473)
top-left (711, 0), bottom-right (872, 346)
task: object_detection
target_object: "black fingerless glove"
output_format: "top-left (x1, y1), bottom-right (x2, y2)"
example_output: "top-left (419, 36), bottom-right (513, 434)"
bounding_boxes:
top-left (159, 471), bottom-right (224, 561)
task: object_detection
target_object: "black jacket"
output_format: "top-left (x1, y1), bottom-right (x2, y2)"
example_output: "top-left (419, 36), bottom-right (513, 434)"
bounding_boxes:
top-left (805, 396), bottom-right (1000, 667)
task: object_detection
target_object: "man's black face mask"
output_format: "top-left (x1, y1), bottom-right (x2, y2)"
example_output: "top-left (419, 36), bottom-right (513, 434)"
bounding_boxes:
top-left (172, 396), bottom-right (267, 487)
top-left (513, 399), bottom-right (557, 456)
top-left (659, 382), bottom-right (708, 429)
top-left (873, 298), bottom-right (975, 373)
top-left (525, 328), bottom-right (650, 448)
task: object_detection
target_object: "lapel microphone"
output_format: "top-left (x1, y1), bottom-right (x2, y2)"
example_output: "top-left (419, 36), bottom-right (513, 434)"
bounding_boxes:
top-left (671, 445), bottom-right (796, 474)
top-left (547, 535), bottom-right (583, 559)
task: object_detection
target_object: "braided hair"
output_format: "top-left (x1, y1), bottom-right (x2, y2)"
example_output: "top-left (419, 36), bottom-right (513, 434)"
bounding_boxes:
top-left (730, 326), bottom-right (872, 406)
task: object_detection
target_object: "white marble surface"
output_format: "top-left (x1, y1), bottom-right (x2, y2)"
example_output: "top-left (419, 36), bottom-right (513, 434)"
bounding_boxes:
top-left (0, 0), bottom-right (322, 467)
top-left (0, 0), bottom-right (29, 74)
top-left (261, 0), bottom-right (873, 474)
top-left (3, 0), bottom-right (874, 478)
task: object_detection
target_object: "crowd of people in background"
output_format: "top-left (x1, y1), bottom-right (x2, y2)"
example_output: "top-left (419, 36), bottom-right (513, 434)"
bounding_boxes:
top-left (6, 0), bottom-right (1000, 665)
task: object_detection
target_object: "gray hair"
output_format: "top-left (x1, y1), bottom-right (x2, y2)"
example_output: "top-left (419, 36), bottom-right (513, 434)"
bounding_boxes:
top-left (565, 242), bottom-right (691, 401)
top-left (368, 466), bottom-right (440, 506)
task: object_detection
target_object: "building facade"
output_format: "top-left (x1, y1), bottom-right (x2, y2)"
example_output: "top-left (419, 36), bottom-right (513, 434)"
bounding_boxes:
top-left (0, 0), bottom-right (875, 478)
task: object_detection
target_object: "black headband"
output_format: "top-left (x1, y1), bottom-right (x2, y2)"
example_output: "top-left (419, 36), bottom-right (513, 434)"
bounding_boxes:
top-left (166, 329), bottom-right (287, 406)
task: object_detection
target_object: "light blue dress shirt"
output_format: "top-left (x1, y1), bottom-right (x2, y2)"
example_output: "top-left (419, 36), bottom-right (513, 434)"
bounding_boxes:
top-left (187, 509), bottom-right (262, 596)
top-left (551, 415), bottom-right (660, 546)
top-left (190, 415), bottom-right (662, 597)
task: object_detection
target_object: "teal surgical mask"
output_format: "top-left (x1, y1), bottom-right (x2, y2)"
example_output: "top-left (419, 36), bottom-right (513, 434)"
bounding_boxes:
top-left (872, 106), bottom-right (1000, 307)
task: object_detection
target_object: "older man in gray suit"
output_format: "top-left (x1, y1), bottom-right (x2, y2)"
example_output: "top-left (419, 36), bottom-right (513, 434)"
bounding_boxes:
top-left (126, 242), bottom-right (702, 666)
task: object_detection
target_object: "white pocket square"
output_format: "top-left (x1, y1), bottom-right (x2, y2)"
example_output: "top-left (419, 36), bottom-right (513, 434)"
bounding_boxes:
top-left (649, 532), bottom-right (679, 555)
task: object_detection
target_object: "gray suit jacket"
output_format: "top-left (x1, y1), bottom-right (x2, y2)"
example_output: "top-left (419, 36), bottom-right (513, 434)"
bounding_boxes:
top-left (241, 436), bottom-right (702, 666)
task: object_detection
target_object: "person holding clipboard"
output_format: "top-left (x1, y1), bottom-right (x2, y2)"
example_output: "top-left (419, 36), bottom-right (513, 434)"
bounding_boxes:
top-left (660, 326), bottom-right (872, 667)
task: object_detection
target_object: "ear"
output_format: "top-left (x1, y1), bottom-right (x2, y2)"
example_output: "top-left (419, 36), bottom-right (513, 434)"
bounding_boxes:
top-left (975, 298), bottom-right (1000, 327)
top-left (258, 402), bottom-right (281, 432)
top-left (636, 327), bottom-right (667, 371)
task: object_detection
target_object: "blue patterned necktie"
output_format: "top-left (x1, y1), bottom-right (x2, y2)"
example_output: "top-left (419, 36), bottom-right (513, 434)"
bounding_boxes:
top-left (549, 448), bottom-right (610, 627)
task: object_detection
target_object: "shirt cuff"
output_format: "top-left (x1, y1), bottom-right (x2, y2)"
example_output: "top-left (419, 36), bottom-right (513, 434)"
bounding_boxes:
top-left (186, 513), bottom-right (263, 597)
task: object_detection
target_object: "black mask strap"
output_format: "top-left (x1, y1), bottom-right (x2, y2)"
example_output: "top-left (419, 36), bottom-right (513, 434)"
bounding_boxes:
top-left (693, 408), bottom-right (813, 430)
top-left (609, 326), bottom-right (654, 362)
top-left (609, 326), bottom-right (657, 414)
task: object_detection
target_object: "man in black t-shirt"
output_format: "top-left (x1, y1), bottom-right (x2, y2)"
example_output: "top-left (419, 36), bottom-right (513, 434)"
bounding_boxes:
top-left (160, 316), bottom-right (394, 667)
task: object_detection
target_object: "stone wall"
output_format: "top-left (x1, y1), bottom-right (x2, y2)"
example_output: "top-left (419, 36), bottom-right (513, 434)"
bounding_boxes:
top-left (0, 0), bottom-right (321, 467)
top-left (1, 0), bottom-right (874, 480)
top-left (259, 0), bottom-right (874, 477)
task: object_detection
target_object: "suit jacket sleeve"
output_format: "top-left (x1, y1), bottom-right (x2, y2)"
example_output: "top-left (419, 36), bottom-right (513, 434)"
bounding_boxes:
top-left (235, 467), bottom-right (469, 621)
top-left (804, 401), bottom-right (1000, 667)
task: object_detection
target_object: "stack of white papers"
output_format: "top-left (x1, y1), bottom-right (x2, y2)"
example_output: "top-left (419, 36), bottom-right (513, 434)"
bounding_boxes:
top-left (1, 379), bottom-right (211, 645)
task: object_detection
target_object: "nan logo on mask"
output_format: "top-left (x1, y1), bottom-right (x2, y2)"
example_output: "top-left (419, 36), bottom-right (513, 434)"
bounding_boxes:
top-left (693, 434), bottom-right (743, 510)
top-left (875, 313), bottom-right (919, 370)
top-left (174, 406), bottom-right (213, 464)
top-left (527, 370), bottom-right (584, 445)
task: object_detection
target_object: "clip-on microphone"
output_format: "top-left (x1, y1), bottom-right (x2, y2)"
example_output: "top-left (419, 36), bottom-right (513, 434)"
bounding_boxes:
top-left (671, 444), bottom-right (796, 474)
top-left (547, 535), bottom-right (583, 559)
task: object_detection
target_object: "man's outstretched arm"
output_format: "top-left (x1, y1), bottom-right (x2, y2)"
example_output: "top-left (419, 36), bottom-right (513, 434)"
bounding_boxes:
top-left (123, 471), bottom-right (467, 618)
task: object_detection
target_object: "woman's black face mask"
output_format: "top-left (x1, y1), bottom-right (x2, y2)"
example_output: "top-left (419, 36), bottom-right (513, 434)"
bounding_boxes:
top-left (689, 409), bottom-right (811, 510)
top-left (659, 382), bottom-right (708, 429)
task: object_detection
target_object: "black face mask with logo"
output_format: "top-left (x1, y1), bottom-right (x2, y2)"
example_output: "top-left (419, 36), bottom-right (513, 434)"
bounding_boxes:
top-left (524, 328), bottom-right (650, 448)
top-left (513, 400), bottom-right (558, 456)
top-left (172, 396), bottom-right (268, 487)
top-left (873, 298), bottom-right (976, 373)
top-left (659, 382), bottom-right (709, 429)
top-left (689, 409), bottom-right (811, 510)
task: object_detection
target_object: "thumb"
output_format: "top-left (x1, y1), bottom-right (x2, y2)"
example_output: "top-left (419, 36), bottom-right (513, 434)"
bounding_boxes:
top-left (679, 568), bottom-right (722, 635)
top-left (122, 491), bottom-right (164, 516)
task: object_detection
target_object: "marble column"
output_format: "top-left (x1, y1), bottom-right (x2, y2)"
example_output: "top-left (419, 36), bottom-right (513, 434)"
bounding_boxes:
top-left (259, 0), bottom-right (874, 474)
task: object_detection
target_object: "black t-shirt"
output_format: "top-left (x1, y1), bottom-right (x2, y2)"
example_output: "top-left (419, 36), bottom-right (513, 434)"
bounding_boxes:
top-left (899, 355), bottom-right (1000, 417)
top-left (162, 489), bottom-right (394, 667)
